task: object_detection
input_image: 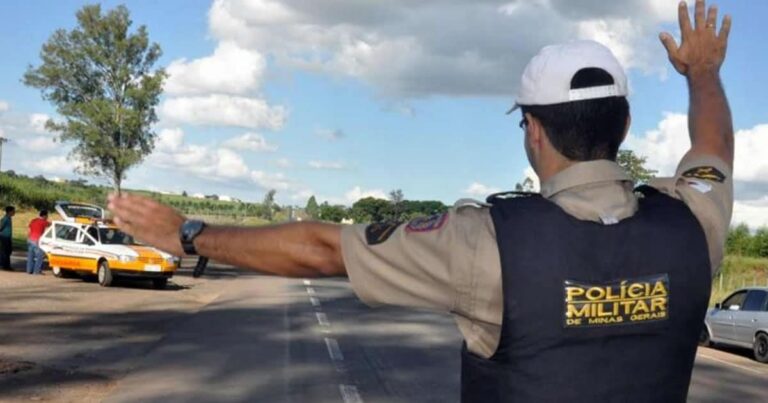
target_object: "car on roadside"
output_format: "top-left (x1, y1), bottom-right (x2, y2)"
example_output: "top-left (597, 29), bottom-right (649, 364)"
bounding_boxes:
top-left (38, 202), bottom-right (180, 289)
top-left (701, 287), bottom-right (768, 363)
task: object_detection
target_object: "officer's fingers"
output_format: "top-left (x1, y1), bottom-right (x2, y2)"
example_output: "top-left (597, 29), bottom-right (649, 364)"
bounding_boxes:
top-left (718, 14), bottom-right (732, 44)
top-left (659, 33), bottom-right (680, 57)
top-left (678, 1), bottom-right (693, 35)
top-left (705, 5), bottom-right (718, 32)
top-left (694, 0), bottom-right (706, 30)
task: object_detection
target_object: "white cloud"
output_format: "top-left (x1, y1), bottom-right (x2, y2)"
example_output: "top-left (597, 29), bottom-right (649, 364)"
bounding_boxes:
top-left (156, 128), bottom-right (185, 152)
top-left (160, 95), bottom-right (287, 130)
top-left (733, 198), bottom-right (768, 229)
top-left (626, 114), bottom-right (768, 183)
top-left (26, 156), bottom-right (77, 174)
top-left (250, 170), bottom-right (291, 190)
top-left (316, 128), bottom-right (345, 141)
top-left (345, 186), bottom-right (387, 202)
top-left (308, 160), bottom-right (346, 170)
top-left (523, 166), bottom-right (541, 192)
top-left (28, 113), bottom-right (51, 134)
top-left (165, 41), bottom-right (266, 96)
top-left (208, 0), bottom-right (676, 97)
top-left (222, 132), bottom-right (278, 152)
top-left (274, 158), bottom-right (292, 168)
top-left (464, 182), bottom-right (501, 198)
top-left (0, 101), bottom-right (9, 113)
top-left (16, 136), bottom-right (58, 152)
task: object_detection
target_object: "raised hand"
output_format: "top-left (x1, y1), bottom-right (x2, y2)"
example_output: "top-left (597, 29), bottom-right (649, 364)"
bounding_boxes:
top-left (660, 0), bottom-right (731, 77)
top-left (108, 193), bottom-right (187, 256)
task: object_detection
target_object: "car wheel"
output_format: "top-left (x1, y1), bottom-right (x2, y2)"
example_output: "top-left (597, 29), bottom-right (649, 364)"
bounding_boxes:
top-left (152, 278), bottom-right (168, 290)
top-left (97, 261), bottom-right (113, 287)
top-left (52, 266), bottom-right (63, 278)
top-left (699, 327), bottom-right (712, 347)
top-left (754, 333), bottom-right (768, 363)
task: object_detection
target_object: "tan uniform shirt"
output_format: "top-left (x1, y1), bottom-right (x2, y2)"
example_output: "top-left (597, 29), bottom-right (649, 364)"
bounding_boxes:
top-left (341, 155), bottom-right (733, 359)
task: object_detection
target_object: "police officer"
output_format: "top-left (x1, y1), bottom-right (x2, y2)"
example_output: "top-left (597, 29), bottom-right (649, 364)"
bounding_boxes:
top-left (108, 1), bottom-right (733, 401)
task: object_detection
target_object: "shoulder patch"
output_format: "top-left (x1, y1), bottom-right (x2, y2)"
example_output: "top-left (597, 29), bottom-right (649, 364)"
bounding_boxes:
top-left (365, 221), bottom-right (402, 245)
top-left (681, 166), bottom-right (726, 183)
top-left (405, 213), bottom-right (448, 233)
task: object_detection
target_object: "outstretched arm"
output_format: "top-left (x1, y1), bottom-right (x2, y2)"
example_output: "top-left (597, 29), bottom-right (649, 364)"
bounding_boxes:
top-left (108, 193), bottom-right (346, 278)
top-left (660, 0), bottom-right (733, 168)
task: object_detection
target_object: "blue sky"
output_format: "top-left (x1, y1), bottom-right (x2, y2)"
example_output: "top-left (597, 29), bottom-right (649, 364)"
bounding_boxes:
top-left (0, 0), bottom-right (766, 224)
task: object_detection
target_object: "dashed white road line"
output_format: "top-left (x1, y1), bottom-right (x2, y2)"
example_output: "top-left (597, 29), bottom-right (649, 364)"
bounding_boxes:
top-left (303, 279), bottom-right (312, 285)
top-left (324, 337), bottom-right (344, 361)
top-left (316, 312), bottom-right (330, 327)
top-left (306, 287), bottom-right (316, 295)
top-left (310, 297), bottom-right (321, 307)
top-left (339, 384), bottom-right (363, 403)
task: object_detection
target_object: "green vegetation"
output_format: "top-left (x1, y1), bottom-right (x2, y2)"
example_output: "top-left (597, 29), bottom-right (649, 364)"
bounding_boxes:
top-left (23, 4), bottom-right (166, 193)
top-left (617, 149), bottom-right (658, 183)
top-left (712, 256), bottom-right (768, 304)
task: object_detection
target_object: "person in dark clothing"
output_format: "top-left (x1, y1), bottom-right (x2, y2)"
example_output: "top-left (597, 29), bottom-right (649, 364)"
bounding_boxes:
top-left (193, 256), bottom-right (209, 278)
top-left (0, 206), bottom-right (16, 270)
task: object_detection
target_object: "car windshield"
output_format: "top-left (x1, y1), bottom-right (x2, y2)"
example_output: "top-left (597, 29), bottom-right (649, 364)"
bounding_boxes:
top-left (61, 204), bottom-right (103, 219)
top-left (98, 228), bottom-right (137, 245)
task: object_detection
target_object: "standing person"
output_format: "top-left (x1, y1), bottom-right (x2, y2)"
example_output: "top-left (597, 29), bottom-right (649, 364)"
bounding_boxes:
top-left (27, 210), bottom-right (50, 275)
top-left (0, 206), bottom-right (15, 270)
top-left (108, 1), bottom-right (733, 401)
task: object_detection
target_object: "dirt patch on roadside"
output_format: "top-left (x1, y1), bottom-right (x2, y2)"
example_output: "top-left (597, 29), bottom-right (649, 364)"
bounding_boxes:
top-left (0, 357), bottom-right (116, 402)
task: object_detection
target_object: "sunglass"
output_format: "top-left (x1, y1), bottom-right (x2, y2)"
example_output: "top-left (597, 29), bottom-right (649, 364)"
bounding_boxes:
top-left (519, 118), bottom-right (528, 129)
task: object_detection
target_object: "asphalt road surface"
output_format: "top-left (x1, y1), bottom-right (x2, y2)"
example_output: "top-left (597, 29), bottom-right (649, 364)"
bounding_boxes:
top-left (1, 254), bottom-right (766, 402)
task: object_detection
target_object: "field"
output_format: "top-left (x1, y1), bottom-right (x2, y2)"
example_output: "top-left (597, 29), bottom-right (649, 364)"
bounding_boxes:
top-left (711, 255), bottom-right (768, 304)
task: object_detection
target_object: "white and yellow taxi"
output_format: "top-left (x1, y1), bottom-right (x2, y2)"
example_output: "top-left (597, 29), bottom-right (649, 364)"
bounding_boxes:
top-left (38, 202), bottom-right (179, 289)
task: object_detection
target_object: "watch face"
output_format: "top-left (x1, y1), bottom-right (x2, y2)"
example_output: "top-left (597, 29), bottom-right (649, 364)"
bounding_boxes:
top-left (182, 220), bottom-right (205, 241)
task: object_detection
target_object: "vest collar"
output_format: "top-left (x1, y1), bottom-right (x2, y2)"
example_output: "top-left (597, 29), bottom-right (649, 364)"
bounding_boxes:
top-left (540, 160), bottom-right (631, 199)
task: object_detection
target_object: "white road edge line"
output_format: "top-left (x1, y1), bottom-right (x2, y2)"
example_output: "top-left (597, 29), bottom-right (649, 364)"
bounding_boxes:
top-left (306, 287), bottom-right (316, 295)
top-left (303, 279), bottom-right (311, 286)
top-left (324, 337), bottom-right (344, 361)
top-left (310, 297), bottom-right (321, 307)
top-left (697, 352), bottom-right (763, 375)
top-left (316, 312), bottom-right (330, 327)
top-left (339, 384), bottom-right (363, 403)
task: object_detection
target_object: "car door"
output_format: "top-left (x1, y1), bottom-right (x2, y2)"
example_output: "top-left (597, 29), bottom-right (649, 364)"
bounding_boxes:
top-left (708, 290), bottom-right (747, 342)
top-left (732, 290), bottom-right (768, 345)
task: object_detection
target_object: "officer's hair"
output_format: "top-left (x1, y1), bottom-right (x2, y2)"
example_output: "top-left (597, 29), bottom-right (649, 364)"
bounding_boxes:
top-left (520, 68), bottom-right (630, 161)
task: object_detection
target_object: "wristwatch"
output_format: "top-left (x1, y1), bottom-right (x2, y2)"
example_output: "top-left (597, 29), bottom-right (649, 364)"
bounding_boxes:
top-left (180, 220), bottom-right (207, 255)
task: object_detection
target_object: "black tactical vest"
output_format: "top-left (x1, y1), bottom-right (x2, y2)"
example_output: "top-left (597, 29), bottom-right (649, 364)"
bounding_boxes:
top-left (461, 187), bottom-right (711, 403)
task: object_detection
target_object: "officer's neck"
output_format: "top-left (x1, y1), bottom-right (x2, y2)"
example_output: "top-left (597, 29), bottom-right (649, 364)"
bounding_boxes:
top-left (534, 155), bottom-right (576, 185)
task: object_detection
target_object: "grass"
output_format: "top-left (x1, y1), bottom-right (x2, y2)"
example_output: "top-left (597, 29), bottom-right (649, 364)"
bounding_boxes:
top-left (711, 255), bottom-right (768, 305)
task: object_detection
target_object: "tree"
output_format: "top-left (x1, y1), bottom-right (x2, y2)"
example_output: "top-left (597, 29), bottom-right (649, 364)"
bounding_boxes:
top-left (389, 189), bottom-right (405, 221)
top-left (305, 195), bottom-right (320, 219)
top-left (350, 197), bottom-right (390, 223)
top-left (23, 5), bottom-right (166, 193)
top-left (262, 189), bottom-right (276, 221)
top-left (319, 202), bottom-right (348, 223)
top-left (726, 223), bottom-right (752, 256)
top-left (617, 150), bottom-right (657, 183)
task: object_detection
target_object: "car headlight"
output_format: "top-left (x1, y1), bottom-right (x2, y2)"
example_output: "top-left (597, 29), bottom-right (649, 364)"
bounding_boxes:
top-left (165, 257), bottom-right (177, 265)
top-left (118, 255), bottom-right (137, 263)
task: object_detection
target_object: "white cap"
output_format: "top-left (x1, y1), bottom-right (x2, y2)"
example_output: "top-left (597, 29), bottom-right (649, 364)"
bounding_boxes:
top-left (507, 40), bottom-right (628, 114)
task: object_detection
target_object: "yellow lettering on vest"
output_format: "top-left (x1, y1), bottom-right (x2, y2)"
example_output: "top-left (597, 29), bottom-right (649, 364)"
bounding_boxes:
top-left (632, 299), bottom-right (650, 314)
top-left (586, 287), bottom-right (606, 301)
top-left (628, 283), bottom-right (645, 298)
top-left (567, 304), bottom-right (590, 318)
top-left (650, 297), bottom-right (667, 312)
top-left (651, 281), bottom-right (668, 297)
top-left (566, 287), bottom-right (585, 301)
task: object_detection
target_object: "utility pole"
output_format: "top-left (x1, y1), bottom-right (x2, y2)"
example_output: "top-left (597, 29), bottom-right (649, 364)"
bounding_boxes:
top-left (0, 137), bottom-right (7, 172)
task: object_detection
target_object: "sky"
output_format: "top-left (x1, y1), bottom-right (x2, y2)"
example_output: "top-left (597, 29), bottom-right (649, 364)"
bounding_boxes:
top-left (0, 0), bottom-right (766, 226)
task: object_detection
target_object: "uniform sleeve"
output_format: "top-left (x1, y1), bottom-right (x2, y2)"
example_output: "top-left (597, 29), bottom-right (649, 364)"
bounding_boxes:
top-left (341, 206), bottom-right (490, 312)
top-left (646, 154), bottom-right (733, 274)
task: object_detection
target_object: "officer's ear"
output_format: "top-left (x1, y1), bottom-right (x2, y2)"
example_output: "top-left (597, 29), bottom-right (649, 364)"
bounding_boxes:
top-left (621, 114), bottom-right (632, 143)
top-left (525, 112), bottom-right (543, 147)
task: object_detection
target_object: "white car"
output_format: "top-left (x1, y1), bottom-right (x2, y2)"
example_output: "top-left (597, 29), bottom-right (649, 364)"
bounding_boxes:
top-left (38, 202), bottom-right (179, 289)
top-left (701, 287), bottom-right (768, 363)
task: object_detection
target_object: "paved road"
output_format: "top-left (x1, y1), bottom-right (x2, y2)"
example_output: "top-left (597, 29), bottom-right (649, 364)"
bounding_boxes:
top-left (1, 254), bottom-right (766, 402)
